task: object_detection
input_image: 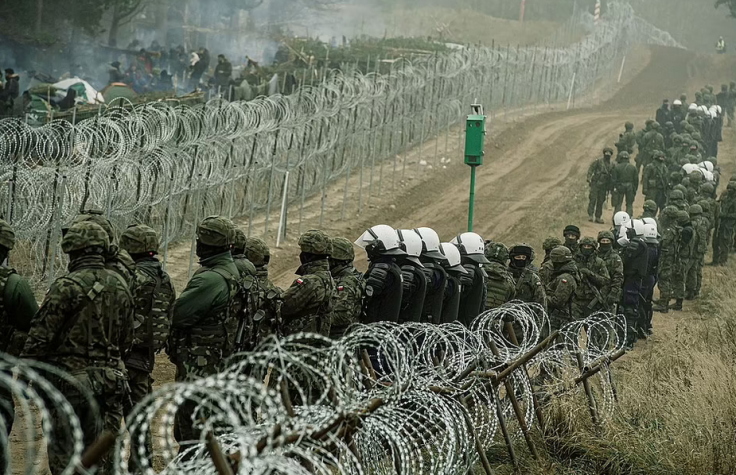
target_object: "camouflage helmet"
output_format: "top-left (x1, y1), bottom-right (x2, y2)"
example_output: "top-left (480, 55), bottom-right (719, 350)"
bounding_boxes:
top-left (624, 121), bottom-right (634, 130)
top-left (603, 147), bottom-right (614, 155)
top-left (550, 246), bottom-right (573, 264)
top-left (652, 150), bottom-right (665, 159)
top-left (0, 219), bottom-right (15, 251)
top-left (120, 224), bottom-right (158, 254)
top-left (579, 236), bottom-right (598, 249)
top-left (233, 229), bottom-right (247, 252)
top-left (73, 209), bottom-right (114, 241)
top-left (509, 242), bottom-right (535, 262)
top-left (676, 210), bottom-right (690, 225)
top-left (689, 171), bottom-right (702, 184)
top-left (688, 204), bottom-right (703, 216)
top-left (669, 190), bottom-right (684, 201)
top-left (619, 151), bottom-right (630, 160)
top-left (669, 171), bottom-right (683, 182)
top-left (673, 134), bottom-right (682, 144)
top-left (645, 119), bottom-right (654, 126)
top-left (62, 221), bottom-right (109, 254)
top-left (597, 230), bottom-right (615, 242)
top-left (197, 216), bottom-right (235, 247)
top-left (698, 200), bottom-right (711, 213)
top-left (543, 236), bottom-right (562, 251)
top-left (700, 182), bottom-right (715, 195)
top-left (651, 121), bottom-right (661, 129)
top-left (643, 200), bottom-right (658, 212)
top-left (330, 237), bottom-right (355, 261)
top-left (728, 181), bottom-right (736, 192)
top-left (299, 230), bottom-right (332, 255)
top-left (665, 121), bottom-right (674, 128)
top-left (674, 184), bottom-right (688, 195)
top-left (245, 236), bottom-right (270, 267)
top-left (485, 242), bottom-right (509, 264)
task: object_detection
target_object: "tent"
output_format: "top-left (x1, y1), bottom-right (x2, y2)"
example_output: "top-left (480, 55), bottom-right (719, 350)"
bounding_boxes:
top-left (51, 77), bottom-right (104, 105)
top-left (102, 83), bottom-right (138, 103)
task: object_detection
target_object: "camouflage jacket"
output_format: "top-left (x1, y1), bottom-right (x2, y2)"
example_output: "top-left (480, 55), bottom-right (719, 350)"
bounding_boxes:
top-left (539, 259), bottom-right (554, 287)
top-left (233, 254), bottom-right (257, 278)
top-left (545, 262), bottom-right (579, 319)
top-left (597, 249), bottom-right (624, 305)
top-left (587, 158), bottom-right (614, 188)
top-left (22, 254), bottom-right (134, 372)
top-left (573, 253), bottom-right (610, 306)
top-left (641, 130), bottom-right (665, 157)
top-left (612, 162), bottom-right (639, 192)
top-left (483, 262), bottom-right (515, 309)
top-left (169, 251), bottom-right (242, 374)
top-left (616, 131), bottom-right (637, 154)
top-left (329, 263), bottom-right (365, 338)
top-left (643, 161), bottom-right (669, 194)
top-left (508, 265), bottom-right (546, 310)
top-left (250, 266), bottom-right (283, 346)
top-left (691, 216), bottom-right (710, 257)
top-left (659, 225), bottom-right (681, 262)
top-left (125, 258), bottom-right (176, 373)
top-left (281, 258), bottom-right (335, 337)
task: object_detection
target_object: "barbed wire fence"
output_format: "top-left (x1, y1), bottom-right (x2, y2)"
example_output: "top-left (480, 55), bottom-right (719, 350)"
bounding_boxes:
top-left (0, 304), bottom-right (627, 474)
top-left (0, 2), bottom-right (680, 286)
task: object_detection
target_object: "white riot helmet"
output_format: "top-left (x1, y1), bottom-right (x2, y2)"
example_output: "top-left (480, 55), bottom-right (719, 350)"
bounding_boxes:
top-left (613, 211), bottom-right (631, 228)
top-left (631, 219), bottom-right (646, 237)
top-left (397, 229), bottom-right (424, 267)
top-left (643, 223), bottom-right (659, 244)
top-left (642, 217), bottom-right (659, 238)
top-left (673, 99), bottom-right (682, 106)
top-left (699, 161), bottom-right (715, 172)
top-left (440, 243), bottom-right (467, 274)
top-left (451, 232), bottom-right (491, 264)
top-left (414, 227), bottom-right (447, 261)
top-left (688, 103), bottom-right (698, 112)
top-left (682, 163), bottom-right (700, 175)
top-left (699, 105), bottom-right (708, 116)
top-left (717, 105), bottom-right (723, 115)
top-left (354, 224), bottom-right (406, 257)
top-left (703, 170), bottom-right (715, 183)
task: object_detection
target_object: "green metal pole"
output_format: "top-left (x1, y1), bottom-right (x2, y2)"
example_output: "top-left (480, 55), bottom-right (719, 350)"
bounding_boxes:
top-left (468, 165), bottom-right (476, 232)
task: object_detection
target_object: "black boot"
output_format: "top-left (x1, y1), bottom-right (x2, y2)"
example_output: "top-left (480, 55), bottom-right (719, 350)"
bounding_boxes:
top-left (652, 299), bottom-right (669, 313)
top-left (673, 299), bottom-right (683, 311)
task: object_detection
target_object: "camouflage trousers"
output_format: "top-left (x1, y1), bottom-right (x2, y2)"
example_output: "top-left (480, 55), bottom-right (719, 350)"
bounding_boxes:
top-left (612, 188), bottom-right (636, 217)
top-left (657, 254), bottom-right (678, 302)
top-left (173, 355), bottom-right (220, 461)
top-left (47, 367), bottom-right (126, 475)
top-left (124, 366), bottom-right (153, 472)
top-left (714, 220), bottom-right (735, 264)
top-left (683, 256), bottom-right (700, 298)
top-left (587, 185), bottom-right (608, 219)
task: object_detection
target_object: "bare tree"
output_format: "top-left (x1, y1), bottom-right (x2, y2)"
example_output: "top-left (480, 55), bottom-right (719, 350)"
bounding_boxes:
top-left (108, 0), bottom-right (148, 47)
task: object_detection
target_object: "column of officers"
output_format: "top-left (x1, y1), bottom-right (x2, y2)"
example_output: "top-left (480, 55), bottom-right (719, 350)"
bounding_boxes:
top-left (1, 210), bottom-right (679, 472)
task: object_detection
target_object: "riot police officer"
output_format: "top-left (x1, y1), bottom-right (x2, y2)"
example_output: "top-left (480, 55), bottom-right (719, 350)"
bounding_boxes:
top-left (451, 232), bottom-right (490, 326)
top-left (355, 225), bottom-right (405, 324)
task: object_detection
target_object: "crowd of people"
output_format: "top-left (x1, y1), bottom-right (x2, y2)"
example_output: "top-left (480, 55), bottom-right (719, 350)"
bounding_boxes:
top-left (0, 82), bottom-right (733, 473)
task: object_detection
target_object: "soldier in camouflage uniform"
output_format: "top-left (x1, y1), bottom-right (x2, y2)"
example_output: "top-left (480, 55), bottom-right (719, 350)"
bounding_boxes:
top-left (119, 224), bottom-right (176, 472)
top-left (230, 227), bottom-right (263, 351)
top-left (22, 221), bottom-right (133, 475)
top-left (545, 246), bottom-right (580, 331)
top-left (540, 237), bottom-right (562, 286)
top-left (0, 220), bottom-right (38, 472)
top-left (72, 209), bottom-right (135, 284)
top-left (169, 216), bottom-right (243, 456)
top-left (686, 205), bottom-right (709, 299)
top-left (713, 182), bottom-right (736, 265)
top-left (639, 200), bottom-right (661, 231)
top-left (667, 189), bottom-right (689, 211)
top-left (587, 147), bottom-right (615, 223)
top-left (483, 243), bottom-right (515, 309)
top-left (684, 171), bottom-right (702, 205)
top-left (653, 206), bottom-right (682, 313)
top-left (642, 151), bottom-right (669, 212)
top-left (563, 225), bottom-right (581, 254)
top-left (572, 237), bottom-right (610, 319)
top-left (637, 122), bottom-right (665, 173)
top-left (245, 237), bottom-right (283, 346)
top-left (671, 210), bottom-right (694, 311)
top-left (328, 237), bottom-right (365, 339)
top-left (282, 230), bottom-right (335, 336)
top-left (612, 152), bottom-right (639, 216)
top-left (597, 231), bottom-right (623, 314)
top-left (508, 243), bottom-right (546, 311)
top-left (231, 228), bottom-right (257, 279)
top-left (615, 122), bottom-right (637, 156)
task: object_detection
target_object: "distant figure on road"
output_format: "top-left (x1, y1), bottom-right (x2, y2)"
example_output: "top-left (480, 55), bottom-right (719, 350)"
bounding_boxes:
top-left (716, 36), bottom-right (726, 54)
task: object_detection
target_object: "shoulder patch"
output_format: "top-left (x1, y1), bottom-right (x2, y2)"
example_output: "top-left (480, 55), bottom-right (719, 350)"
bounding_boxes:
top-left (562, 279), bottom-right (568, 284)
top-left (338, 285), bottom-right (344, 291)
top-left (296, 278), bottom-right (305, 285)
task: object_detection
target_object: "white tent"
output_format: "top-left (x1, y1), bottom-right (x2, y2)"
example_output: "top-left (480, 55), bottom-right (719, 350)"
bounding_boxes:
top-left (52, 77), bottom-right (105, 105)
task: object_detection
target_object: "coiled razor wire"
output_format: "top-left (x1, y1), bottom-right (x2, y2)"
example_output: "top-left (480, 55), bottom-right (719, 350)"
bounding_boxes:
top-left (114, 303), bottom-right (625, 475)
top-left (0, 2), bottom-right (682, 285)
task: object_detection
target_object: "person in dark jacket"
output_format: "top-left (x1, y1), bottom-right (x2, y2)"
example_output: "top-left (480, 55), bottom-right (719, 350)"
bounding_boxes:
top-left (451, 232), bottom-right (490, 326)
top-left (355, 225), bottom-right (405, 324)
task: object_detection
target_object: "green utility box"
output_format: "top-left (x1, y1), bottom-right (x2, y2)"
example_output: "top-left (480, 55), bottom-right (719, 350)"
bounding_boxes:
top-left (464, 106), bottom-right (486, 166)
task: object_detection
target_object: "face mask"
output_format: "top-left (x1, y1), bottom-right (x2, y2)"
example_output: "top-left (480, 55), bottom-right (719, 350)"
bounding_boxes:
top-left (564, 238), bottom-right (578, 248)
top-left (599, 243), bottom-right (612, 253)
top-left (581, 247), bottom-right (595, 257)
top-left (510, 257), bottom-right (528, 268)
top-left (604, 154), bottom-right (611, 160)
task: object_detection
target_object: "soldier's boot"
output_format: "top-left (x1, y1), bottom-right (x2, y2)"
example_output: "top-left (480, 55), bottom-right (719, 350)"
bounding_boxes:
top-left (652, 299), bottom-right (669, 313)
top-left (595, 218), bottom-right (605, 224)
top-left (672, 299), bottom-right (684, 311)
top-left (588, 214), bottom-right (595, 222)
